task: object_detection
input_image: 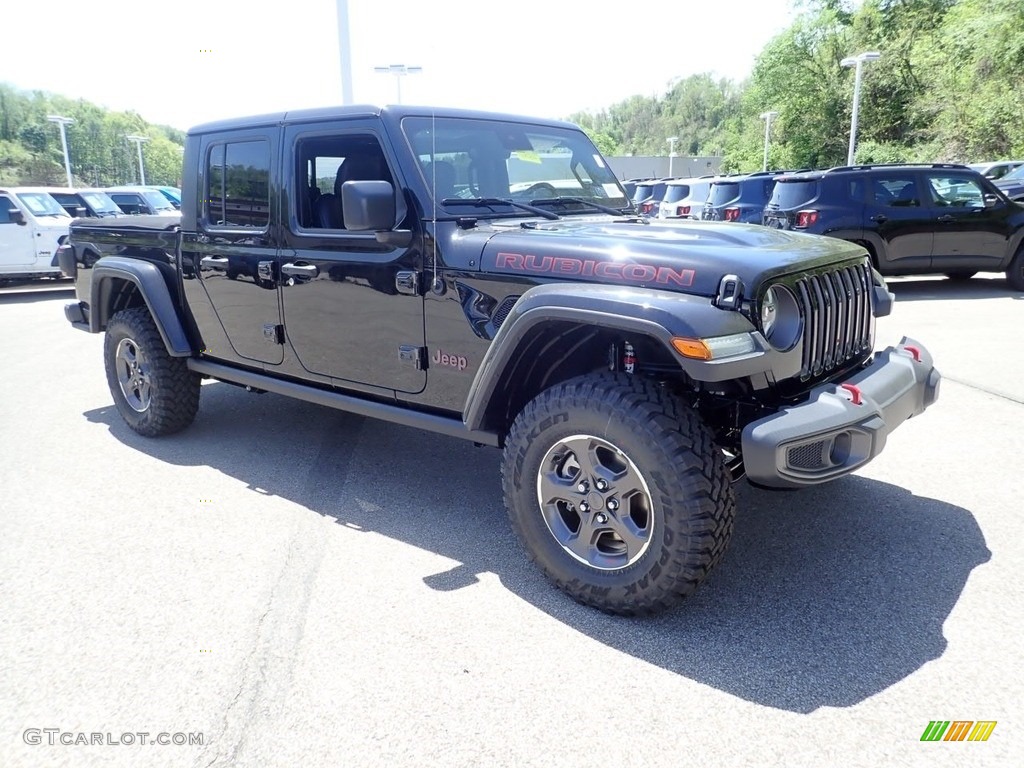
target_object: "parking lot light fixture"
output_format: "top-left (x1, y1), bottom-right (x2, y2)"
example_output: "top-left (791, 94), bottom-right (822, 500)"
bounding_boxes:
top-left (841, 51), bottom-right (881, 166)
top-left (759, 111), bottom-right (778, 172)
top-left (373, 64), bottom-right (423, 105)
top-left (667, 136), bottom-right (679, 176)
top-left (47, 115), bottom-right (75, 187)
top-left (125, 135), bottom-right (150, 185)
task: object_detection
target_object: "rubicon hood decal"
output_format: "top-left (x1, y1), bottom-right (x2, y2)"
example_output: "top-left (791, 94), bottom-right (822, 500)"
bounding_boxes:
top-left (494, 252), bottom-right (695, 287)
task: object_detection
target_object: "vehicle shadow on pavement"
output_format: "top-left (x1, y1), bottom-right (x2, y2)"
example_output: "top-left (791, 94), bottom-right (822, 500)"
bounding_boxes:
top-left (889, 276), bottom-right (1024, 301)
top-left (84, 385), bottom-right (991, 715)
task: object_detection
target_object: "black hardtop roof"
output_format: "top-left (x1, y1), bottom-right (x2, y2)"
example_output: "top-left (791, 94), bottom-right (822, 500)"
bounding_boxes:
top-left (187, 104), bottom-right (583, 136)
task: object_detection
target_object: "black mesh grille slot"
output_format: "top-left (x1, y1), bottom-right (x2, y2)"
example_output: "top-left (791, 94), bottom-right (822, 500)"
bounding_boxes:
top-left (787, 441), bottom-right (827, 470)
top-left (491, 295), bottom-right (520, 329)
top-left (795, 261), bottom-right (873, 380)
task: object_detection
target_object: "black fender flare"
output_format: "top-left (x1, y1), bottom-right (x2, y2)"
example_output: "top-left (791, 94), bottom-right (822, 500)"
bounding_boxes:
top-left (89, 256), bottom-right (192, 357)
top-left (462, 283), bottom-right (765, 432)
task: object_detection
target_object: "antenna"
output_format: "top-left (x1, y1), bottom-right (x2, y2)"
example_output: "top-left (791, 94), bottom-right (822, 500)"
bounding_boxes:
top-left (430, 110), bottom-right (443, 295)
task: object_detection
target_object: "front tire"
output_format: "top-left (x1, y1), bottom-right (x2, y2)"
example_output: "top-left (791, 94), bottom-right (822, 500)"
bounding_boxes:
top-left (501, 373), bottom-right (735, 615)
top-left (103, 307), bottom-right (200, 437)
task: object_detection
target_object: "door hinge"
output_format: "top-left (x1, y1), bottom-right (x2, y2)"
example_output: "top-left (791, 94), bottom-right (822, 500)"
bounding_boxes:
top-left (395, 270), bottom-right (420, 295)
top-left (263, 323), bottom-right (285, 344)
top-left (398, 345), bottom-right (427, 370)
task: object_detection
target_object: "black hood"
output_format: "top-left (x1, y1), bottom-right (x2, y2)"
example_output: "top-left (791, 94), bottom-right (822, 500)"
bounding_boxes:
top-left (468, 217), bottom-right (866, 296)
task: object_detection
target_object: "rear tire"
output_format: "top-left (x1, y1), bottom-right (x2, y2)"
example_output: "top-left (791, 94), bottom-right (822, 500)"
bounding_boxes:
top-left (103, 307), bottom-right (200, 437)
top-left (1008, 246), bottom-right (1024, 291)
top-left (501, 373), bottom-right (735, 615)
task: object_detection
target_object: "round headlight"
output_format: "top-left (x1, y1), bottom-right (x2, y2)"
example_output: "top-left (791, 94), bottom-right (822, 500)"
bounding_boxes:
top-left (761, 286), bottom-right (779, 337)
top-left (759, 284), bottom-right (802, 351)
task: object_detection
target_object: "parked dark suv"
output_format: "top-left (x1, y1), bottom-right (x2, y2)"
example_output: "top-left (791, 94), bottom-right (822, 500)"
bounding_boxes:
top-left (633, 178), bottom-right (671, 216)
top-left (994, 164), bottom-right (1024, 202)
top-left (702, 171), bottom-right (785, 223)
top-left (762, 163), bottom-right (1024, 288)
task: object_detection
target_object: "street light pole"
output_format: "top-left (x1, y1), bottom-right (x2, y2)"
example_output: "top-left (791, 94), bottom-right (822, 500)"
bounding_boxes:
top-left (125, 135), bottom-right (150, 185)
top-left (841, 51), bottom-right (881, 166)
top-left (335, 0), bottom-right (353, 104)
top-left (373, 64), bottom-right (423, 104)
top-left (47, 115), bottom-right (75, 187)
top-left (666, 136), bottom-right (679, 176)
top-left (759, 110), bottom-right (778, 172)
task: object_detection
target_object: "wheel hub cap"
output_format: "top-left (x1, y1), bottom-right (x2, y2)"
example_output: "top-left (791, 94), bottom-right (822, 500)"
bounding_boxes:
top-left (115, 337), bottom-right (152, 413)
top-left (536, 434), bottom-right (653, 570)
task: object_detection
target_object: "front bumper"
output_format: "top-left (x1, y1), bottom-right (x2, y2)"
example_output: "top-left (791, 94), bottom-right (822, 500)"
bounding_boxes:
top-left (741, 337), bottom-right (940, 488)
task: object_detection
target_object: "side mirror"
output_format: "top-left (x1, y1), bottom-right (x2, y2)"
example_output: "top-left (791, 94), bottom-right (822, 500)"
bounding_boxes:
top-left (74, 206), bottom-right (88, 218)
top-left (983, 193), bottom-right (1001, 208)
top-left (9, 208), bottom-right (26, 225)
top-left (341, 180), bottom-right (395, 231)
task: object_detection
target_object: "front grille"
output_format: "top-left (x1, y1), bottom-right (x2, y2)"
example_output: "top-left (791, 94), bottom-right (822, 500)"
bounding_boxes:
top-left (794, 261), bottom-right (873, 380)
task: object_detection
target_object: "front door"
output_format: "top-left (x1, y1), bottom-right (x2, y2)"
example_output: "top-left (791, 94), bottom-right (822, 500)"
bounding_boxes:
top-left (0, 195), bottom-right (34, 267)
top-left (923, 172), bottom-right (1013, 270)
top-left (180, 130), bottom-right (283, 365)
top-left (278, 121), bottom-right (425, 393)
top-left (863, 173), bottom-right (933, 270)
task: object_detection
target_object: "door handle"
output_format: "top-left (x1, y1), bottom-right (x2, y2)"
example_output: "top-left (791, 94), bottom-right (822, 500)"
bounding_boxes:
top-left (200, 256), bottom-right (229, 269)
top-left (870, 214), bottom-right (888, 223)
top-left (937, 214), bottom-right (955, 223)
top-left (281, 263), bottom-right (319, 278)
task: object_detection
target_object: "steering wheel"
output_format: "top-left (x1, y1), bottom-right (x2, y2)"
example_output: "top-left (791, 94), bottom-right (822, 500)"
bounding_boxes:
top-left (527, 183), bottom-right (558, 199)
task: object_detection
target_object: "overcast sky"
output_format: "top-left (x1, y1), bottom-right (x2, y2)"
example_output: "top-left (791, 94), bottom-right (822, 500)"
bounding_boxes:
top-left (0, 0), bottom-right (800, 131)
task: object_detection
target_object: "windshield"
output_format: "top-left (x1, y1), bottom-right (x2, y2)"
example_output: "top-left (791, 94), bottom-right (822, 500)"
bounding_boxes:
top-left (1000, 164), bottom-right (1024, 182)
top-left (768, 179), bottom-right (819, 209)
top-left (139, 189), bottom-right (175, 211)
top-left (707, 182), bottom-right (740, 206)
top-left (80, 191), bottom-right (122, 214)
top-left (158, 187), bottom-right (182, 204)
top-left (402, 116), bottom-right (628, 214)
top-left (15, 192), bottom-right (69, 217)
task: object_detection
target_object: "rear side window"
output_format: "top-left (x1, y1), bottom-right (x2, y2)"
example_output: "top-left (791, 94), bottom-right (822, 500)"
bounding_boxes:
top-left (707, 182), bottom-right (740, 206)
top-left (870, 175), bottom-right (920, 208)
top-left (206, 140), bottom-right (271, 228)
top-left (769, 180), bottom-right (818, 209)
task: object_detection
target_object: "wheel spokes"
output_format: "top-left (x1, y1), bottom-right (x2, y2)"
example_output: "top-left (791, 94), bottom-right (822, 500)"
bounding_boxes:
top-left (536, 433), bottom-right (654, 571)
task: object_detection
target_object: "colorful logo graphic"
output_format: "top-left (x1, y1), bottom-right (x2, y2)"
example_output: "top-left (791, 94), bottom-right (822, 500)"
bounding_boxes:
top-left (920, 721), bottom-right (997, 742)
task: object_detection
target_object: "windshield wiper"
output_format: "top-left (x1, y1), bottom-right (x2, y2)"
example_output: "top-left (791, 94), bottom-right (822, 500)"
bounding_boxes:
top-left (441, 197), bottom-right (560, 220)
top-left (529, 197), bottom-right (635, 217)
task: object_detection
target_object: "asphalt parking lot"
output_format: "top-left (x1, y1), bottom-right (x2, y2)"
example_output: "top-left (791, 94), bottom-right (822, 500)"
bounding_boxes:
top-left (1, 276), bottom-right (1021, 768)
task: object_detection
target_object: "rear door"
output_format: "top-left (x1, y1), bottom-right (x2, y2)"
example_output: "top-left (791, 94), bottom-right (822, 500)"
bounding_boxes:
top-left (923, 172), bottom-right (1013, 270)
top-left (863, 172), bottom-right (932, 269)
top-left (0, 194), bottom-right (35, 267)
top-left (180, 129), bottom-right (283, 365)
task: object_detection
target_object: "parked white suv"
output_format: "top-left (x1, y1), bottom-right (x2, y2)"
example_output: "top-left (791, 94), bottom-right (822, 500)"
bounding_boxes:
top-left (0, 188), bottom-right (71, 281)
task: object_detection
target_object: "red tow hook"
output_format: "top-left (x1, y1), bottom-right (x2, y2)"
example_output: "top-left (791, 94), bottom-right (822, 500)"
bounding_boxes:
top-left (839, 383), bottom-right (863, 405)
top-left (901, 345), bottom-right (922, 362)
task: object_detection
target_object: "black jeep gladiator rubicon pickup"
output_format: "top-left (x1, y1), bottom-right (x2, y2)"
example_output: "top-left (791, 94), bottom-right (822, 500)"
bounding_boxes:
top-left (59, 105), bottom-right (941, 615)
